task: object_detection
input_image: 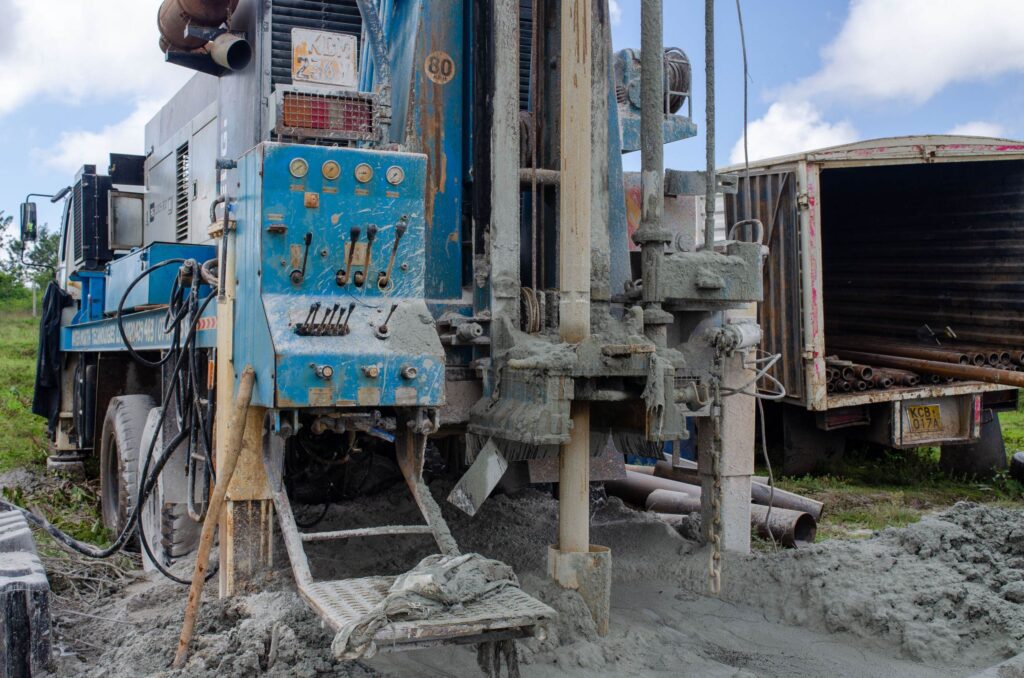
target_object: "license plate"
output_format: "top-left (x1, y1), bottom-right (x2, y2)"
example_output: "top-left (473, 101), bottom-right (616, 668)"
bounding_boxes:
top-left (907, 405), bottom-right (942, 433)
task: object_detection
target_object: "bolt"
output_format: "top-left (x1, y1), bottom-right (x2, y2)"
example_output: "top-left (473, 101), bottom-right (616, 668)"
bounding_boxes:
top-left (363, 365), bottom-right (380, 379)
top-left (401, 365), bottom-right (418, 380)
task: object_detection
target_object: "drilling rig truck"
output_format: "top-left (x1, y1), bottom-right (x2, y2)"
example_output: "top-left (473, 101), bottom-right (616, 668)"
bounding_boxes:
top-left (15, 0), bottom-right (768, 656)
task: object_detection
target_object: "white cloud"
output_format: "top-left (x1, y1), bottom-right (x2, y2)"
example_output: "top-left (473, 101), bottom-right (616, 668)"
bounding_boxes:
top-left (795, 0), bottom-right (1024, 104)
top-left (946, 121), bottom-right (1008, 138)
top-left (729, 100), bottom-right (858, 164)
top-left (733, 0), bottom-right (1024, 162)
top-left (42, 99), bottom-right (166, 173)
top-left (0, 0), bottom-right (189, 115)
top-left (609, 0), bottom-right (622, 25)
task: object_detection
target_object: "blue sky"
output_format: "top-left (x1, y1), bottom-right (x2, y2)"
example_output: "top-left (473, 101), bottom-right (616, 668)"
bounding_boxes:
top-left (2, 0), bottom-right (1022, 233)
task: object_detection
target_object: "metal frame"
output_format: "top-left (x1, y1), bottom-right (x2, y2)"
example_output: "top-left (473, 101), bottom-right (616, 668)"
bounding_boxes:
top-left (269, 85), bottom-right (381, 143)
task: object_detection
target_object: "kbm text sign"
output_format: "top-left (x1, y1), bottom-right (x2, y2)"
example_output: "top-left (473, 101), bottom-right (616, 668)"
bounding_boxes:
top-left (292, 28), bottom-right (358, 90)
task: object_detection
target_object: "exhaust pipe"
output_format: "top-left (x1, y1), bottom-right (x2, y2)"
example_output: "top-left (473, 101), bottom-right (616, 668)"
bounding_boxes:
top-left (209, 33), bottom-right (252, 71)
top-left (159, 0), bottom-right (249, 72)
top-left (159, 0), bottom-right (239, 51)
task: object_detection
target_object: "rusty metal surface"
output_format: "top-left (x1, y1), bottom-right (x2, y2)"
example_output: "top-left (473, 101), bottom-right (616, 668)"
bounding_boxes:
top-left (724, 171), bottom-right (803, 401)
top-left (726, 138), bottom-right (1024, 412)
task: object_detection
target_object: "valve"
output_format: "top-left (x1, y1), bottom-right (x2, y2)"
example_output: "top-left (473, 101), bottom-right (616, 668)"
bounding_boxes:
top-left (312, 364), bottom-right (334, 380)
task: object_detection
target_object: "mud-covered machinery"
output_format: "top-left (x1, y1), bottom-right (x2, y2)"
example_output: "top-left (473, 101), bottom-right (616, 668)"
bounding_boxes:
top-left (22, 0), bottom-right (763, 649)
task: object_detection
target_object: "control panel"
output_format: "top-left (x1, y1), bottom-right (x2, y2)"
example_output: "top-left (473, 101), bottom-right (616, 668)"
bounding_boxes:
top-left (240, 143), bottom-right (444, 409)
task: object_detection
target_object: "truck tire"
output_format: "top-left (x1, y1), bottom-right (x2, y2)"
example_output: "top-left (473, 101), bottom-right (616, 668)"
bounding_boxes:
top-left (99, 395), bottom-right (156, 536)
top-left (940, 409), bottom-right (1007, 478)
top-left (137, 408), bottom-right (201, 571)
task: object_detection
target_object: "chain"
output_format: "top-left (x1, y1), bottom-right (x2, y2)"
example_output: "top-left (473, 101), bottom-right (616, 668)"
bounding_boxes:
top-left (707, 348), bottom-right (724, 594)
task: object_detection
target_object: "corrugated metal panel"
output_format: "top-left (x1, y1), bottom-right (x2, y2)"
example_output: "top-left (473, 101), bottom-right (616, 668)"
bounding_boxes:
top-left (725, 172), bottom-right (803, 401)
top-left (822, 159), bottom-right (1024, 348)
top-left (270, 1), bottom-right (363, 88)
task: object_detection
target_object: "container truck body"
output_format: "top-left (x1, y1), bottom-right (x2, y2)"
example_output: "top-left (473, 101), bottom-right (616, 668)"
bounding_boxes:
top-left (723, 136), bottom-right (1024, 474)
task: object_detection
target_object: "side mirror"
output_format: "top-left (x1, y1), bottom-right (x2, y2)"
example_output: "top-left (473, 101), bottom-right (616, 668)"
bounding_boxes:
top-left (20, 202), bottom-right (38, 244)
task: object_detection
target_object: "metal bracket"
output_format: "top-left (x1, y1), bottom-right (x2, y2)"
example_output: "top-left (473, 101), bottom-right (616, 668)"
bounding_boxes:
top-left (664, 170), bottom-right (738, 197)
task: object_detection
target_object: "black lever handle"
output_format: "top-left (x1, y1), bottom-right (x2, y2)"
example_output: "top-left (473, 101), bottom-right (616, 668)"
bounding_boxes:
top-left (318, 303), bottom-right (341, 336)
top-left (290, 232), bottom-right (313, 285)
top-left (336, 226), bottom-right (361, 287)
top-left (353, 224), bottom-right (378, 288)
top-left (378, 218), bottom-right (409, 290)
top-left (339, 302), bottom-right (357, 336)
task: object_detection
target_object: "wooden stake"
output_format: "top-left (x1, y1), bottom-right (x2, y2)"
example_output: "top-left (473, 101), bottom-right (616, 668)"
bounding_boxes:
top-left (172, 365), bottom-right (256, 669)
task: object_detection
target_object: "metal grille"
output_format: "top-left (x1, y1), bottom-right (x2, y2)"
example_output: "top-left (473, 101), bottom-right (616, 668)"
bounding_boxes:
top-left (175, 144), bottom-right (190, 243)
top-left (519, 0), bottom-right (533, 111)
top-left (270, 0), bottom-right (362, 87)
top-left (276, 89), bottom-right (377, 141)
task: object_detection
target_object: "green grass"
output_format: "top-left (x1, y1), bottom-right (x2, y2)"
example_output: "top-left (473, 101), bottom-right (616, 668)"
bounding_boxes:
top-left (0, 300), bottom-right (108, 545)
top-left (0, 300), bottom-right (49, 473)
top-left (774, 437), bottom-right (1024, 542)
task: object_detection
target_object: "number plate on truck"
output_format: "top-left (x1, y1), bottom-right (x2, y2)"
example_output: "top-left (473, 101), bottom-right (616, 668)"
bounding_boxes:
top-left (906, 405), bottom-right (942, 433)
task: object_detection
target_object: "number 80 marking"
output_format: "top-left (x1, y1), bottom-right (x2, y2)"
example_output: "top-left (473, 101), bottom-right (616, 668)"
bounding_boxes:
top-left (425, 51), bottom-right (456, 85)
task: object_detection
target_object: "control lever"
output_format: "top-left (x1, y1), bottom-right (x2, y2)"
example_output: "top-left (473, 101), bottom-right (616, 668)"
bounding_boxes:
top-left (375, 303), bottom-right (398, 339)
top-left (377, 217), bottom-right (409, 290)
top-left (353, 224), bottom-right (377, 288)
top-left (339, 302), bottom-right (356, 336)
top-left (336, 226), bottom-right (361, 287)
top-left (295, 301), bottom-right (321, 336)
top-left (290, 232), bottom-right (313, 285)
top-left (318, 303), bottom-right (341, 336)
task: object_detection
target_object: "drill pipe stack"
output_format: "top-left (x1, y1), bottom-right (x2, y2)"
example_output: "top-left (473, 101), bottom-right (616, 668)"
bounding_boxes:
top-left (822, 335), bottom-right (1024, 394)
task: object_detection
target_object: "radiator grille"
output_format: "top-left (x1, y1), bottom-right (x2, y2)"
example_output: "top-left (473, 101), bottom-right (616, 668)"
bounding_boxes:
top-left (175, 143), bottom-right (190, 242)
top-left (276, 89), bottom-right (377, 141)
top-left (270, 0), bottom-right (363, 88)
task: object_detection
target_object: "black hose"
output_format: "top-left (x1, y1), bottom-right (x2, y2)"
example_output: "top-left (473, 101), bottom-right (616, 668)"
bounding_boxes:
top-left (116, 258), bottom-right (186, 368)
top-left (1, 291), bottom-right (217, 585)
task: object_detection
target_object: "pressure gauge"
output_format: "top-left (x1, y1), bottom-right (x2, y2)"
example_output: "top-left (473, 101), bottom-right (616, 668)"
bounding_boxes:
top-left (386, 166), bottom-right (406, 186)
top-left (354, 163), bottom-right (374, 183)
top-left (289, 157), bottom-right (309, 179)
top-left (322, 160), bottom-right (341, 181)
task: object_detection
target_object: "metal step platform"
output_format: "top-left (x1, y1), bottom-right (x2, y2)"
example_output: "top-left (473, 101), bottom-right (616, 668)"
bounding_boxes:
top-left (264, 423), bottom-right (555, 654)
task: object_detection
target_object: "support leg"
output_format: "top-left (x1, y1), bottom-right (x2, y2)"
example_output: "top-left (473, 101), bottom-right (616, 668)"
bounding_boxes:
top-left (218, 405), bottom-right (274, 596)
top-left (395, 420), bottom-right (460, 557)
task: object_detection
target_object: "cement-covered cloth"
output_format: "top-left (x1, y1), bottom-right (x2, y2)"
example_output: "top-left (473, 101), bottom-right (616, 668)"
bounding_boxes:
top-left (331, 553), bottom-right (519, 660)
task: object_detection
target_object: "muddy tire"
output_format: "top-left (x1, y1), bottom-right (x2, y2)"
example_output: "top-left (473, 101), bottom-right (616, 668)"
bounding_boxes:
top-left (137, 407), bottom-right (201, 571)
top-left (99, 395), bottom-right (156, 537)
top-left (940, 409), bottom-right (1007, 478)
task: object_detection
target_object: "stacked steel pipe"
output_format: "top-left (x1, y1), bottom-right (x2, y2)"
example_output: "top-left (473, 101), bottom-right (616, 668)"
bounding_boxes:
top-left (823, 335), bottom-right (1024, 393)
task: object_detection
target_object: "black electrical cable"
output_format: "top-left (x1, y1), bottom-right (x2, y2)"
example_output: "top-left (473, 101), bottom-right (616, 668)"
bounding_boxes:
top-left (0, 284), bottom-right (218, 585)
top-left (135, 292), bottom-right (218, 584)
top-left (115, 258), bottom-right (186, 368)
